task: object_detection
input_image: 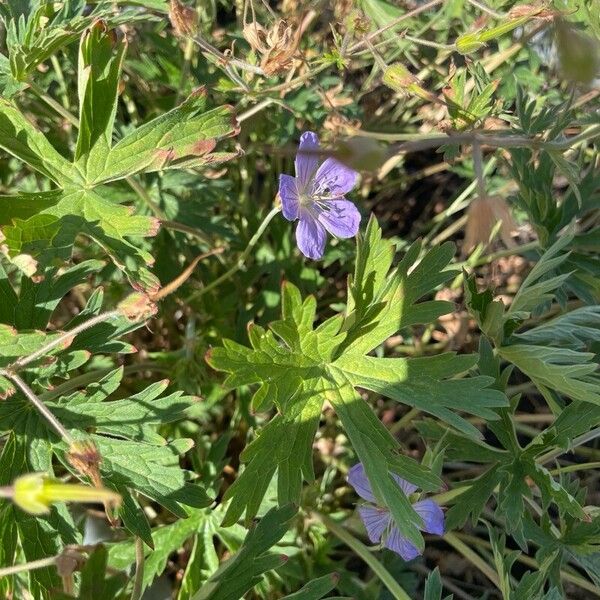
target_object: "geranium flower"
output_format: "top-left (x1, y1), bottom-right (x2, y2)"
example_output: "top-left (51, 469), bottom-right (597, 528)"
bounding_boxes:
top-left (278, 131), bottom-right (360, 259)
top-left (347, 463), bottom-right (444, 561)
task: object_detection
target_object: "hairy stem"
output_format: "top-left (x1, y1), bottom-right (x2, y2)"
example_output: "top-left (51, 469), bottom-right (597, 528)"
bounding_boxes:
top-left (1, 371), bottom-right (73, 444)
top-left (11, 310), bottom-right (120, 371)
top-left (0, 557), bottom-right (58, 577)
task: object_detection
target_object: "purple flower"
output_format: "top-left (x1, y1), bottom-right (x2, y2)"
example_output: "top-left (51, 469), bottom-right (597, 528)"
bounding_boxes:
top-left (278, 131), bottom-right (361, 259)
top-left (347, 463), bottom-right (444, 561)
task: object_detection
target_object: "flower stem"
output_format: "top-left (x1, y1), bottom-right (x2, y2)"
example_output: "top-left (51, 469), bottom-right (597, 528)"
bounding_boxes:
top-left (537, 428), bottom-right (600, 465)
top-left (0, 556), bottom-right (58, 577)
top-left (317, 513), bottom-right (412, 600)
top-left (131, 537), bottom-right (145, 600)
top-left (186, 205), bottom-right (281, 302)
top-left (443, 531), bottom-right (500, 589)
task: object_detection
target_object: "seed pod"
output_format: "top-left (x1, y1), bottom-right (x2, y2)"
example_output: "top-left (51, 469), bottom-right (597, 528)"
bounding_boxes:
top-left (243, 19), bottom-right (301, 75)
top-left (12, 473), bottom-right (121, 515)
top-left (383, 63), bottom-right (437, 103)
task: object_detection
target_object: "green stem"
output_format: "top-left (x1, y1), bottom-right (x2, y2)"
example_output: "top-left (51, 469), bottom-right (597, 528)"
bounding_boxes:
top-left (50, 55), bottom-right (70, 109)
top-left (186, 206), bottom-right (281, 302)
top-left (317, 513), bottom-right (412, 600)
top-left (454, 240), bottom-right (540, 271)
top-left (549, 461), bottom-right (600, 475)
top-left (28, 81), bottom-right (79, 127)
top-left (176, 37), bottom-right (195, 106)
top-left (126, 176), bottom-right (166, 220)
top-left (131, 537), bottom-right (145, 600)
top-left (443, 532), bottom-right (500, 589)
top-left (456, 532), bottom-right (600, 596)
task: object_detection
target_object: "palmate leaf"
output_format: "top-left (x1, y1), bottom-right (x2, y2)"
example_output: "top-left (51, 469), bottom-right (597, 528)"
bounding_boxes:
top-left (0, 273), bottom-right (211, 549)
top-left (0, 387), bottom-right (211, 544)
top-left (0, 21), bottom-right (238, 290)
top-left (512, 305), bottom-right (600, 350)
top-left (208, 217), bottom-right (507, 549)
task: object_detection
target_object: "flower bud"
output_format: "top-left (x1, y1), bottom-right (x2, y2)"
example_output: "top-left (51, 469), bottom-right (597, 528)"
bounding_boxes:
top-left (555, 20), bottom-right (600, 84)
top-left (463, 195), bottom-right (516, 255)
top-left (382, 63), bottom-right (413, 91)
top-left (333, 137), bottom-right (387, 172)
top-left (12, 473), bottom-right (121, 515)
top-left (382, 63), bottom-right (435, 102)
top-left (455, 33), bottom-right (485, 54)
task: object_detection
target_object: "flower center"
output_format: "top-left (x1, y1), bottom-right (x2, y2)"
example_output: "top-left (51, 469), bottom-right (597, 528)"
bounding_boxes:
top-left (298, 193), bottom-right (312, 206)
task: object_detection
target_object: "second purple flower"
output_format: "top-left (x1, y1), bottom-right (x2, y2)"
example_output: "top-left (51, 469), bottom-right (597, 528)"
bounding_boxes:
top-left (348, 463), bottom-right (445, 561)
top-left (278, 131), bottom-right (361, 260)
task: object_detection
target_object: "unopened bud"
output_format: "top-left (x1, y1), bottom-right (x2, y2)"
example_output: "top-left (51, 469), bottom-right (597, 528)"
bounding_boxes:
top-left (455, 33), bottom-right (485, 54)
top-left (117, 293), bottom-right (158, 321)
top-left (169, 0), bottom-right (198, 38)
top-left (382, 63), bottom-right (436, 102)
top-left (334, 137), bottom-right (387, 172)
top-left (12, 473), bottom-right (121, 515)
top-left (382, 63), bottom-right (413, 90)
top-left (555, 20), bottom-right (600, 84)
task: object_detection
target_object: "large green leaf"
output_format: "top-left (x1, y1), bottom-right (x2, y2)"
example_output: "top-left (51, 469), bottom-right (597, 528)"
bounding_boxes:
top-left (0, 21), bottom-right (239, 291)
top-left (208, 218), bottom-right (506, 547)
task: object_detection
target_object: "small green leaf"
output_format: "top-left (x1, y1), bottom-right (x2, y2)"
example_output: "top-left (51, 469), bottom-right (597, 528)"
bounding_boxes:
top-left (280, 573), bottom-right (339, 600)
top-left (191, 505), bottom-right (296, 600)
top-left (75, 21), bottom-right (127, 182)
